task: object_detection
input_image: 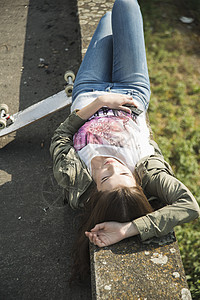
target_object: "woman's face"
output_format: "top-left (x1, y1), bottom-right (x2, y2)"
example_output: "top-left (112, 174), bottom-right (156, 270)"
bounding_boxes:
top-left (91, 156), bottom-right (136, 191)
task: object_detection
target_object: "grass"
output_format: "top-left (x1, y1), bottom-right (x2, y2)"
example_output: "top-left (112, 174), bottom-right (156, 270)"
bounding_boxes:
top-left (140, 0), bottom-right (200, 298)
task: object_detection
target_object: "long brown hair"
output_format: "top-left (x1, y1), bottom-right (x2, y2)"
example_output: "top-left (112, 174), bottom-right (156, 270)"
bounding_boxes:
top-left (70, 184), bottom-right (153, 283)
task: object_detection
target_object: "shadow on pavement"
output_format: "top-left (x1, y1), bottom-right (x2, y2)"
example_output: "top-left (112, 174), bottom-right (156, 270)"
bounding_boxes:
top-left (0, 0), bottom-right (91, 299)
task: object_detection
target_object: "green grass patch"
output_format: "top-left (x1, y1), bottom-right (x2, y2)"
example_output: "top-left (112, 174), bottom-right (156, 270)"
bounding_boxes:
top-left (140, 0), bottom-right (200, 298)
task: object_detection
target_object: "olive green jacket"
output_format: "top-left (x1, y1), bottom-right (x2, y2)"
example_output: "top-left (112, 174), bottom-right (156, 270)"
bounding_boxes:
top-left (50, 111), bottom-right (200, 241)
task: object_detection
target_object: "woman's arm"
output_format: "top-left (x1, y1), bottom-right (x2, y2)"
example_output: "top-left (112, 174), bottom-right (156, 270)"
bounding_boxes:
top-left (85, 221), bottom-right (139, 247)
top-left (86, 169), bottom-right (200, 246)
top-left (50, 111), bottom-right (90, 191)
top-left (132, 171), bottom-right (200, 241)
top-left (76, 93), bottom-right (136, 120)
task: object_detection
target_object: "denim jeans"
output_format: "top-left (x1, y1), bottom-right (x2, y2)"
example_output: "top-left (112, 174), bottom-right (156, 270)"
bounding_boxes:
top-left (72, 0), bottom-right (150, 110)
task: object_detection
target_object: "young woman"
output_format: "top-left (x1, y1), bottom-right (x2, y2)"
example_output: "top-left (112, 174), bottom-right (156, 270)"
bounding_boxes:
top-left (50, 0), bottom-right (200, 282)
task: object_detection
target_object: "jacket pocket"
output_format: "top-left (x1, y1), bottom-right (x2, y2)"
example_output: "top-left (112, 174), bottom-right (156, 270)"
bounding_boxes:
top-left (53, 155), bottom-right (76, 189)
top-left (60, 157), bottom-right (76, 183)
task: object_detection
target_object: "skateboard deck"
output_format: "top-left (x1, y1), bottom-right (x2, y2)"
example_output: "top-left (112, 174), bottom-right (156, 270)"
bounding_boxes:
top-left (0, 90), bottom-right (72, 137)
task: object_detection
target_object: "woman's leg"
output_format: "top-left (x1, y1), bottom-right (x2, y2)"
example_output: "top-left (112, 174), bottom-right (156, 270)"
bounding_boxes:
top-left (72, 12), bottom-right (113, 101)
top-left (112, 0), bottom-right (150, 107)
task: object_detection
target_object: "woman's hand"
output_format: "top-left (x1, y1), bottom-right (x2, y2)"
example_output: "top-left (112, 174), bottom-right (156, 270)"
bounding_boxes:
top-left (77, 93), bottom-right (137, 120)
top-left (97, 94), bottom-right (137, 114)
top-left (85, 221), bottom-right (139, 247)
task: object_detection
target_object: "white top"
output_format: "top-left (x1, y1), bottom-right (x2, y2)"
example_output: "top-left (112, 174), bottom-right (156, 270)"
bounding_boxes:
top-left (72, 91), bottom-right (154, 174)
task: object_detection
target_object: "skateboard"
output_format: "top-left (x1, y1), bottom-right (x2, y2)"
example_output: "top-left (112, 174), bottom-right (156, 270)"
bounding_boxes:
top-left (0, 70), bottom-right (75, 137)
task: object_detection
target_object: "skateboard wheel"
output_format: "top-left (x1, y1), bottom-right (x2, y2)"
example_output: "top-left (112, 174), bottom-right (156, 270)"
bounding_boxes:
top-left (65, 85), bottom-right (73, 97)
top-left (0, 104), bottom-right (9, 114)
top-left (64, 70), bottom-right (75, 82)
top-left (0, 118), bottom-right (7, 129)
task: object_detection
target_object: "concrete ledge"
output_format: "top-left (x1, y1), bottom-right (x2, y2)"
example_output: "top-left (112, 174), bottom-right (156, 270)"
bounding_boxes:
top-left (78, 2), bottom-right (192, 299)
top-left (90, 233), bottom-right (191, 299)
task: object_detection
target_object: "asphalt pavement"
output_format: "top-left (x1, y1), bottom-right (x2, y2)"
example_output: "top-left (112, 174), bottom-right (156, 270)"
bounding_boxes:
top-left (0, 0), bottom-right (90, 299)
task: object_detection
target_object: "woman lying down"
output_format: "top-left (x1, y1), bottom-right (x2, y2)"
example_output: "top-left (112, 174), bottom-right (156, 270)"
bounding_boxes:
top-left (50, 0), bottom-right (200, 283)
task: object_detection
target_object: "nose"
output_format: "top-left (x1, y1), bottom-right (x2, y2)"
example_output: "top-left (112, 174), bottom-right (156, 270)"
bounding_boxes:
top-left (106, 163), bottom-right (119, 173)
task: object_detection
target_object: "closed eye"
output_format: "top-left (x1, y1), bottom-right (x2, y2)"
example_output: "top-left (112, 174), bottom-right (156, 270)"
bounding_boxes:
top-left (120, 172), bottom-right (132, 177)
top-left (101, 176), bottom-right (110, 183)
top-left (101, 173), bottom-right (131, 184)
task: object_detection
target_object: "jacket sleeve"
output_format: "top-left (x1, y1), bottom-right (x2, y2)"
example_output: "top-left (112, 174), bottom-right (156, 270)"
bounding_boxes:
top-left (133, 158), bottom-right (200, 241)
top-left (49, 111), bottom-right (90, 191)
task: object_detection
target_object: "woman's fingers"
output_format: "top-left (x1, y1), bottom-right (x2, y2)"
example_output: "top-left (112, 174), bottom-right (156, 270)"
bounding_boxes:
top-left (85, 231), bottom-right (96, 244)
top-left (95, 236), bottom-right (106, 247)
top-left (100, 93), bottom-right (138, 110)
top-left (85, 231), bottom-right (92, 240)
top-left (120, 106), bottom-right (132, 114)
top-left (125, 96), bottom-right (133, 100)
top-left (91, 223), bottom-right (105, 232)
top-left (85, 231), bottom-right (106, 247)
top-left (123, 97), bottom-right (138, 107)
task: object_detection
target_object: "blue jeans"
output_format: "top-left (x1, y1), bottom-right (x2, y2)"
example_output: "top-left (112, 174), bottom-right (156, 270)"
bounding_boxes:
top-left (72, 0), bottom-right (150, 110)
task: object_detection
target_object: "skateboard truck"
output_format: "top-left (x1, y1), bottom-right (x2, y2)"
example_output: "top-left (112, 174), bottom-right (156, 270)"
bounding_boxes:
top-left (64, 70), bottom-right (75, 97)
top-left (0, 104), bottom-right (14, 129)
top-left (0, 70), bottom-right (75, 131)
